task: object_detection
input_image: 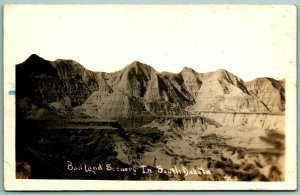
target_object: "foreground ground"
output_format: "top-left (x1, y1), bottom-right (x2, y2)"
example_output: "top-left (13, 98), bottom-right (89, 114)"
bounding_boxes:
top-left (16, 115), bottom-right (285, 181)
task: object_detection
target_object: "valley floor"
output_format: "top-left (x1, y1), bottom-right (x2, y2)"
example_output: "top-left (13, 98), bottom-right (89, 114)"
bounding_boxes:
top-left (15, 115), bottom-right (285, 181)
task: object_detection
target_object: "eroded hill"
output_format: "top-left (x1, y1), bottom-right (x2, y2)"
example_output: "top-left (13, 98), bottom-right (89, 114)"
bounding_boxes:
top-left (15, 55), bottom-right (285, 181)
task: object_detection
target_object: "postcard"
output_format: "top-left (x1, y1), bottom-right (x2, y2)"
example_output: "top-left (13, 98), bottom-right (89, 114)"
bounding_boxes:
top-left (3, 4), bottom-right (297, 190)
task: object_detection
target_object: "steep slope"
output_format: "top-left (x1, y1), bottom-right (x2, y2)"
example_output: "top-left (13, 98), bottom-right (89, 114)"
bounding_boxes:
top-left (180, 67), bottom-right (202, 98)
top-left (107, 61), bottom-right (190, 104)
top-left (78, 61), bottom-right (192, 121)
top-left (106, 61), bottom-right (157, 98)
top-left (16, 55), bottom-right (285, 121)
top-left (162, 67), bottom-right (202, 102)
top-left (245, 78), bottom-right (285, 112)
top-left (189, 69), bottom-right (269, 113)
top-left (16, 54), bottom-right (98, 107)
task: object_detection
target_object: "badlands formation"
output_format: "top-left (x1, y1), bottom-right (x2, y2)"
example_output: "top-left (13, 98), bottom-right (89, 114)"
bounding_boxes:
top-left (16, 55), bottom-right (285, 181)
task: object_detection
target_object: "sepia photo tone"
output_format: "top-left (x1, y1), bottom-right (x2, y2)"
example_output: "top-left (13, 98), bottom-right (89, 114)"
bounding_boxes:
top-left (4, 4), bottom-right (296, 190)
top-left (15, 54), bottom-right (285, 181)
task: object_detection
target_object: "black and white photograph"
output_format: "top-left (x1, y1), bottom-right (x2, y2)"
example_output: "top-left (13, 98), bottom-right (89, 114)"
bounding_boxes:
top-left (3, 4), bottom-right (297, 190)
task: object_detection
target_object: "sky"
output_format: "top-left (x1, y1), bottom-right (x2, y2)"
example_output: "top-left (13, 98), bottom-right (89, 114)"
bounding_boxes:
top-left (4, 4), bottom-right (296, 81)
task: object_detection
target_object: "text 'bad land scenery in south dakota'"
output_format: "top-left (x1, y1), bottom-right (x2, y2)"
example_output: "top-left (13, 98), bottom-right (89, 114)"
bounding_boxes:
top-left (16, 54), bottom-right (285, 181)
top-left (67, 161), bottom-right (212, 177)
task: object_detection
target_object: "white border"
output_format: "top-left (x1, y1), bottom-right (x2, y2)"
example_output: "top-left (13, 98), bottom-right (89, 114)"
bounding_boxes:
top-left (3, 4), bottom-right (297, 191)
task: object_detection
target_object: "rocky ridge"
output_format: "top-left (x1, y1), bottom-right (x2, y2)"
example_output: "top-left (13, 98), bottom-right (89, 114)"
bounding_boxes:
top-left (245, 77), bottom-right (285, 113)
top-left (16, 54), bottom-right (286, 181)
top-left (16, 54), bottom-right (285, 122)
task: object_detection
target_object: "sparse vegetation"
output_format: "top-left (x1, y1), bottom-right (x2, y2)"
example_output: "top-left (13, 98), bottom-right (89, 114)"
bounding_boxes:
top-left (16, 117), bottom-right (285, 181)
top-left (260, 129), bottom-right (285, 150)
